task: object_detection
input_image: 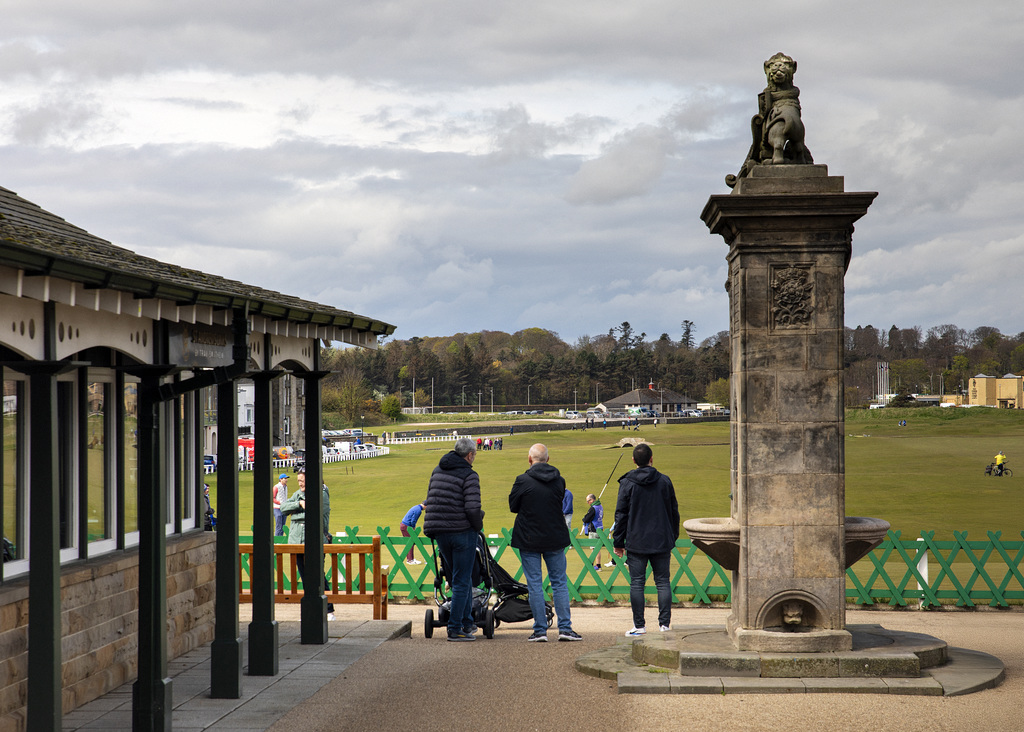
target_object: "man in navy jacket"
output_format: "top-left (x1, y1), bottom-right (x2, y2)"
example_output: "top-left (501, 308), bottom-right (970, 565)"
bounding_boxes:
top-left (424, 438), bottom-right (484, 641)
top-left (613, 443), bottom-right (680, 636)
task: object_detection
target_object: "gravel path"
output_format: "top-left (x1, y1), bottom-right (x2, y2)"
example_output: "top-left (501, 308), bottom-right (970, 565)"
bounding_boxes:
top-left (262, 604), bottom-right (1022, 732)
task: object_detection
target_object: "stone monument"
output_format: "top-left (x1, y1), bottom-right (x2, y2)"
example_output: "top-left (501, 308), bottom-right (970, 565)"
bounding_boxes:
top-left (574, 57), bottom-right (1005, 693)
top-left (689, 52), bottom-right (889, 652)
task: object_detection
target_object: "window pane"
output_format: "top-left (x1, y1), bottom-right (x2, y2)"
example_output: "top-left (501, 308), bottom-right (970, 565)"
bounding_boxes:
top-left (58, 381), bottom-right (75, 549)
top-left (181, 393), bottom-right (194, 521)
top-left (87, 382), bottom-right (109, 541)
top-left (124, 381), bottom-right (139, 534)
top-left (3, 380), bottom-right (23, 561)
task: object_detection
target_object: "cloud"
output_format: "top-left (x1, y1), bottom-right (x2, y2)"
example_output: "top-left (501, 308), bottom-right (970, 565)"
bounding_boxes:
top-left (566, 125), bottom-right (676, 204)
top-left (5, 89), bottom-right (114, 145)
top-left (0, 1), bottom-right (1022, 346)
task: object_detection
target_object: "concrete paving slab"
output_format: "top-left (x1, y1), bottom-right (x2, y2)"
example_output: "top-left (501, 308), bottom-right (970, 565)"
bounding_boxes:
top-left (924, 647), bottom-right (1006, 696)
top-left (883, 677), bottom-right (944, 696)
top-left (668, 676), bottom-right (725, 694)
top-left (802, 677), bottom-right (890, 693)
top-left (616, 669), bottom-right (673, 694)
top-left (721, 677), bottom-right (806, 693)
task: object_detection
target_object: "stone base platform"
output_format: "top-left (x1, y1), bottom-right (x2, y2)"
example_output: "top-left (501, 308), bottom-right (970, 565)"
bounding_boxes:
top-left (574, 624), bottom-right (1004, 696)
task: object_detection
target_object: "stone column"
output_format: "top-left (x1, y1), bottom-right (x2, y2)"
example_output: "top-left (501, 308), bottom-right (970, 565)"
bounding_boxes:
top-left (701, 166), bottom-right (876, 652)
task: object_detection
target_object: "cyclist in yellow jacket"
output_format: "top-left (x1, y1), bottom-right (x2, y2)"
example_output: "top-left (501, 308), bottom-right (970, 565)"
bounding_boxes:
top-left (994, 451), bottom-right (1007, 476)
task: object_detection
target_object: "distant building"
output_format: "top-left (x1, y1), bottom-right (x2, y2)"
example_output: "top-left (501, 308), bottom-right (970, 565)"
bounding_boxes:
top-left (598, 384), bottom-right (697, 415)
top-left (967, 373), bottom-right (1023, 409)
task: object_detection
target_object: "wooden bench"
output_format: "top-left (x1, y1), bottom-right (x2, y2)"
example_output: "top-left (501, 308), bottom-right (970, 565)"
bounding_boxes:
top-left (239, 536), bottom-right (389, 619)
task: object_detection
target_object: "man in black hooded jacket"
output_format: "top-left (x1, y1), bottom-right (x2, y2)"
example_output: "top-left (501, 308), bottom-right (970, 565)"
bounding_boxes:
top-left (424, 437), bottom-right (485, 641)
top-left (613, 443), bottom-right (679, 636)
top-left (509, 443), bottom-right (581, 642)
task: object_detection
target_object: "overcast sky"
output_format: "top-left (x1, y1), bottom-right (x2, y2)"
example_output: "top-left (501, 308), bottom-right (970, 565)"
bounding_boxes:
top-left (3, 2), bottom-right (1023, 346)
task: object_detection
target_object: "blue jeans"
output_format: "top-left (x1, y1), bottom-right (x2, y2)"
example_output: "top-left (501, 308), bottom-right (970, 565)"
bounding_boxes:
top-left (435, 530), bottom-right (478, 635)
top-left (274, 509), bottom-right (285, 536)
top-left (519, 549), bottom-right (572, 633)
top-left (626, 551), bottom-right (672, 629)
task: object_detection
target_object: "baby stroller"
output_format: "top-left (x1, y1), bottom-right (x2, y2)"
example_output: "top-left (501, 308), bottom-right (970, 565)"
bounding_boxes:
top-left (424, 533), bottom-right (552, 638)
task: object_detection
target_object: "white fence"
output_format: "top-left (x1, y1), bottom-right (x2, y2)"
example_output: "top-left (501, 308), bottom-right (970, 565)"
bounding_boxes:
top-left (387, 434), bottom-right (467, 445)
top-left (204, 446), bottom-right (390, 474)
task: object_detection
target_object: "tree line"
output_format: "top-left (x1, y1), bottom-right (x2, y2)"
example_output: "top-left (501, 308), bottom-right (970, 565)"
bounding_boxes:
top-left (844, 324), bottom-right (1024, 406)
top-left (321, 322), bottom-right (1024, 424)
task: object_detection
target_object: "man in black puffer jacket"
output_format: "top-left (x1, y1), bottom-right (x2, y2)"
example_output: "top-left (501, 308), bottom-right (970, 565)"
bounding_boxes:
top-left (509, 443), bottom-right (581, 642)
top-left (424, 437), bottom-right (485, 642)
top-left (613, 443), bottom-right (680, 636)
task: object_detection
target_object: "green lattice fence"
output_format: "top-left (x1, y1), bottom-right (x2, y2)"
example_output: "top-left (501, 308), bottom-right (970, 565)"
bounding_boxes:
top-left (239, 528), bottom-right (1023, 608)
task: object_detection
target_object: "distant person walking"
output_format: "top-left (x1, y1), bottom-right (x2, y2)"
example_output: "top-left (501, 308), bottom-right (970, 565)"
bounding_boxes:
top-left (423, 437), bottom-right (485, 642)
top-left (400, 502), bottom-right (425, 563)
top-left (509, 444), bottom-right (581, 642)
top-left (273, 473), bottom-right (289, 536)
top-left (613, 444), bottom-right (679, 636)
top-left (562, 487), bottom-right (574, 531)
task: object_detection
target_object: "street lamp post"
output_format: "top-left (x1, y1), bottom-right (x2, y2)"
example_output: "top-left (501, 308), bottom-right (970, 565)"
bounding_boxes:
top-left (477, 391), bottom-right (482, 413)
top-left (490, 387), bottom-right (493, 414)
top-left (462, 385), bottom-right (465, 407)
top-left (527, 384), bottom-right (531, 406)
top-left (573, 389), bottom-right (577, 411)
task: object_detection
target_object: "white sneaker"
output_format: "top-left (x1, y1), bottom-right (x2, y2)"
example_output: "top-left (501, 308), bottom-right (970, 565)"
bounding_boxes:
top-left (625, 627), bottom-right (646, 637)
top-left (406, 559), bottom-right (422, 564)
top-left (604, 561), bottom-right (615, 567)
top-left (659, 625), bottom-right (671, 632)
top-left (327, 613), bottom-right (335, 621)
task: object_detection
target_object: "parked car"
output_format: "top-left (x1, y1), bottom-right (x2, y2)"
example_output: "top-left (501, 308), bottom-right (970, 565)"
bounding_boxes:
top-left (565, 411), bottom-right (581, 419)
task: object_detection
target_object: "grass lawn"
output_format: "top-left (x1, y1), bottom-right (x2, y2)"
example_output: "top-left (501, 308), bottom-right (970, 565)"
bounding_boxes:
top-left (211, 407), bottom-right (1024, 541)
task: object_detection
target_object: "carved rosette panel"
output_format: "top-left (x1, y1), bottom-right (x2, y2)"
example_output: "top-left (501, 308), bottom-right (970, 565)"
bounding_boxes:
top-left (770, 264), bottom-right (814, 329)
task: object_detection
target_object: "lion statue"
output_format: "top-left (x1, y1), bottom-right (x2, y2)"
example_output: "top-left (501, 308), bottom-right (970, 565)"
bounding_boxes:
top-left (726, 52), bottom-right (813, 188)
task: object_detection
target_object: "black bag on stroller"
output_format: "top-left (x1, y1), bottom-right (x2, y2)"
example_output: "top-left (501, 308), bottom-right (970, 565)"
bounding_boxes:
top-left (486, 550), bottom-right (553, 628)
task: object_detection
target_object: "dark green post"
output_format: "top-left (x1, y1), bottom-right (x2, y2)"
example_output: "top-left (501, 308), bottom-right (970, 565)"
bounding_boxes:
top-left (132, 368), bottom-right (174, 731)
top-left (25, 363), bottom-right (64, 732)
top-left (210, 376), bottom-right (243, 697)
top-left (248, 370), bottom-right (280, 674)
top-left (300, 360), bottom-right (329, 644)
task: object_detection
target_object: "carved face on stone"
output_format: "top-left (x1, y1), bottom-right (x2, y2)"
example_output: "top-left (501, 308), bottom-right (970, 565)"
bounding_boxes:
top-left (764, 53), bottom-right (797, 90)
top-left (781, 600), bottom-right (804, 625)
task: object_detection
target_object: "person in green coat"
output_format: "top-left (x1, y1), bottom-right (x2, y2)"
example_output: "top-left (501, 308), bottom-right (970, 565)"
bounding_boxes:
top-left (280, 467), bottom-right (334, 618)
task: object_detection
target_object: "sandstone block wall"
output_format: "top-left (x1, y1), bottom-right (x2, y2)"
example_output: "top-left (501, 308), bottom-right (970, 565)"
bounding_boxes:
top-left (0, 532), bottom-right (216, 731)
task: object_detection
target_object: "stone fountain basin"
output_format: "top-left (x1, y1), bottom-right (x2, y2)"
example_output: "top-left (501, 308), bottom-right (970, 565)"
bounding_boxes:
top-left (682, 516), bottom-right (891, 571)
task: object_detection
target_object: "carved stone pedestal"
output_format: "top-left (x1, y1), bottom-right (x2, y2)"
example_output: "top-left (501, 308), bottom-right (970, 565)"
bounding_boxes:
top-left (699, 165), bottom-right (877, 653)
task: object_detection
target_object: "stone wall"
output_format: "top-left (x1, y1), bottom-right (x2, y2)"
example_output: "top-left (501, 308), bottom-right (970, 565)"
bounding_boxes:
top-left (0, 531), bottom-right (216, 731)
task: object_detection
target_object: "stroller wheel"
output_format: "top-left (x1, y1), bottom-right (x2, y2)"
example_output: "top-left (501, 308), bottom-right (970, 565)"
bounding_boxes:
top-left (424, 609), bottom-right (434, 639)
top-left (484, 608), bottom-right (495, 639)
